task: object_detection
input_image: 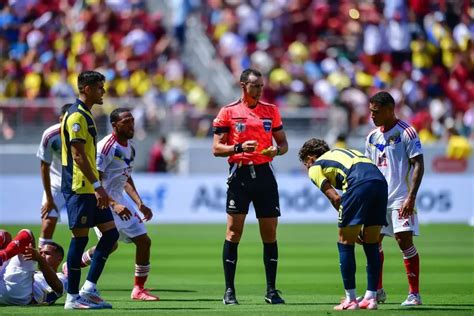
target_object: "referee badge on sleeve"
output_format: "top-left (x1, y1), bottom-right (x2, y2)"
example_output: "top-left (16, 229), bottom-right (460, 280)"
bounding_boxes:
top-left (72, 123), bottom-right (81, 132)
top-left (262, 119), bottom-right (272, 132)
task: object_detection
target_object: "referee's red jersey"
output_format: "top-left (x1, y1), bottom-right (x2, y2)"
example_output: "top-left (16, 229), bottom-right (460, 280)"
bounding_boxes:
top-left (213, 99), bottom-right (283, 165)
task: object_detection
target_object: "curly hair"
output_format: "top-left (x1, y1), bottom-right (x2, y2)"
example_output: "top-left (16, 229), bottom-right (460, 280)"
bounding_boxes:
top-left (298, 138), bottom-right (330, 162)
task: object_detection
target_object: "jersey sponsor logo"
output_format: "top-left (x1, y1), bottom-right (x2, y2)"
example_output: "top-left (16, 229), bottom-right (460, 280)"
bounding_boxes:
top-left (235, 122), bottom-right (246, 133)
top-left (72, 123), bottom-right (81, 132)
top-left (262, 119), bottom-right (272, 132)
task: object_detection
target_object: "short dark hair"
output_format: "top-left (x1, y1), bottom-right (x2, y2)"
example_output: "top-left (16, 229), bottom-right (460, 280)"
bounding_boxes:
top-left (240, 68), bottom-right (262, 83)
top-left (298, 138), bottom-right (330, 162)
top-left (110, 108), bottom-right (131, 123)
top-left (77, 71), bottom-right (105, 93)
top-left (43, 241), bottom-right (64, 258)
top-left (369, 91), bottom-right (395, 107)
top-left (60, 103), bottom-right (73, 116)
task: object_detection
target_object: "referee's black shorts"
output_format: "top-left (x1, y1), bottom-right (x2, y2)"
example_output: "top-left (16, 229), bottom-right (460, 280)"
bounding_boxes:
top-left (226, 162), bottom-right (281, 218)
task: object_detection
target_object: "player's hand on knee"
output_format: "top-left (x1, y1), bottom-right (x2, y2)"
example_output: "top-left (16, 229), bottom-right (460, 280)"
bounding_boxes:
top-left (113, 204), bottom-right (133, 221)
top-left (95, 187), bottom-right (110, 209)
top-left (139, 204), bottom-right (153, 222)
top-left (41, 200), bottom-right (57, 219)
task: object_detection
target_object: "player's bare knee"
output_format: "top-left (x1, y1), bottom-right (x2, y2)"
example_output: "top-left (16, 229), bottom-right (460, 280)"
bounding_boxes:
top-left (226, 230), bottom-right (242, 242)
top-left (395, 231), bottom-right (413, 250)
top-left (135, 235), bottom-right (151, 249)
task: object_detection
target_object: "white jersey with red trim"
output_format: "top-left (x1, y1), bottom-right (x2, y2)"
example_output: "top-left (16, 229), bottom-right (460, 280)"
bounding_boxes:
top-left (365, 120), bottom-right (423, 209)
top-left (32, 271), bottom-right (67, 305)
top-left (36, 123), bottom-right (62, 191)
top-left (96, 134), bottom-right (135, 201)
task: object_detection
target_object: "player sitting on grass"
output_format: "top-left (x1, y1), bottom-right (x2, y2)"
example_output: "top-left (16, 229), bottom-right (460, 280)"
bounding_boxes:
top-left (0, 229), bottom-right (66, 306)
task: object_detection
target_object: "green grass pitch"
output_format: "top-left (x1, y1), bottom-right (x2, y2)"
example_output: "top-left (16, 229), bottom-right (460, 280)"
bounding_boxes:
top-left (1, 223), bottom-right (473, 315)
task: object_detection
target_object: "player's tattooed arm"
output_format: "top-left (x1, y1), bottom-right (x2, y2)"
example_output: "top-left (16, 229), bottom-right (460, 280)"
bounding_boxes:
top-left (125, 177), bottom-right (153, 221)
top-left (321, 181), bottom-right (341, 211)
top-left (400, 154), bottom-right (424, 218)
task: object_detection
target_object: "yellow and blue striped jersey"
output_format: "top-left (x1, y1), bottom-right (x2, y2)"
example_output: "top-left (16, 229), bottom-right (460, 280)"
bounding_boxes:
top-left (61, 99), bottom-right (98, 194)
top-left (308, 148), bottom-right (385, 192)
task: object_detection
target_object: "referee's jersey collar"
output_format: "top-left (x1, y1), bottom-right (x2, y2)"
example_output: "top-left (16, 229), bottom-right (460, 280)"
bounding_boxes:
top-left (76, 98), bottom-right (91, 113)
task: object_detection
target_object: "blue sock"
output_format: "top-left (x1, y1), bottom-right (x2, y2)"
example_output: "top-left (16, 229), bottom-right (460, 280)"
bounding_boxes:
top-left (337, 242), bottom-right (356, 290)
top-left (67, 236), bottom-right (89, 294)
top-left (363, 242), bottom-right (381, 291)
top-left (86, 228), bottom-right (119, 284)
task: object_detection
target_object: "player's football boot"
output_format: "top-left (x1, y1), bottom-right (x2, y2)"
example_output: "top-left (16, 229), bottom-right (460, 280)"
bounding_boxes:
top-left (334, 298), bottom-right (360, 310)
top-left (79, 288), bottom-right (113, 309)
top-left (0, 230), bottom-right (12, 250)
top-left (376, 288), bottom-right (387, 303)
top-left (64, 295), bottom-right (101, 309)
top-left (264, 289), bottom-right (285, 304)
top-left (223, 288), bottom-right (239, 305)
top-left (401, 293), bottom-right (422, 306)
top-left (358, 297), bottom-right (378, 310)
top-left (357, 288), bottom-right (387, 304)
top-left (131, 286), bottom-right (160, 301)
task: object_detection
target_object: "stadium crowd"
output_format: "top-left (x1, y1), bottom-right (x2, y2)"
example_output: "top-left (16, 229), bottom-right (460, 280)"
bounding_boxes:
top-left (0, 0), bottom-right (473, 149)
top-left (202, 0), bottom-right (474, 143)
top-left (0, 0), bottom-right (211, 138)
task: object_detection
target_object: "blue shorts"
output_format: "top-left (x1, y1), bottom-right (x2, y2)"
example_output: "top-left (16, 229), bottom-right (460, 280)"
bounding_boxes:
top-left (63, 193), bottom-right (114, 229)
top-left (338, 180), bottom-right (388, 227)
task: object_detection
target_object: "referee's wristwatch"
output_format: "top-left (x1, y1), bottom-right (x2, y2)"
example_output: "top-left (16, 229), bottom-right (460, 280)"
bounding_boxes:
top-left (92, 180), bottom-right (102, 190)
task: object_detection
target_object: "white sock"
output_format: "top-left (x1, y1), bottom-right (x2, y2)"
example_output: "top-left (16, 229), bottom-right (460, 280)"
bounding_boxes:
top-left (345, 289), bottom-right (357, 301)
top-left (364, 290), bottom-right (377, 299)
top-left (66, 293), bottom-right (79, 301)
top-left (38, 238), bottom-right (52, 248)
top-left (82, 280), bottom-right (96, 292)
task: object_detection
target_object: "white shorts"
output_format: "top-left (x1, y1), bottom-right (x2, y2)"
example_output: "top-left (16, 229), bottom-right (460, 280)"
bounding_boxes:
top-left (41, 190), bottom-right (65, 220)
top-left (381, 208), bottom-right (420, 237)
top-left (0, 255), bottom-right (35, 305)
top-left (94, 194), bottom-right (147, 243)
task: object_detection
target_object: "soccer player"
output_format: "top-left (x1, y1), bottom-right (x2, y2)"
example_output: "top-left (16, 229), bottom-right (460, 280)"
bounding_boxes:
top-left (298, 138), bottom-right (388, 310)
top-left (212, 68), bottom-right (289, 305)
top-left (36, 103), bottom-right (72, 248)
top-left (365, 91), bottom-right (424, 306)
top-left (0, 229), bottom-right (66, 306)
top-left (61, 70), bottom-right (119, 309)
top-left (74, 108), bottom-right (159, 301)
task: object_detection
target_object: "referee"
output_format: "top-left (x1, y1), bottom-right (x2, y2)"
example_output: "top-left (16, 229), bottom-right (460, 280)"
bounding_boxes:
top-left (212, 68), bottom-right (288, 305)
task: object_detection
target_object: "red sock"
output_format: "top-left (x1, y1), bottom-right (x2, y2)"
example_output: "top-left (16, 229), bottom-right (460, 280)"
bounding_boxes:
top-left (378, 244), bottom-right (384, 290)
top-left (402, 246), bottom-right (420, 294)
top-left (0, 231), bottom-right (12, 250)
top-left (0, 230), bottom-right (33, 262)
top-left (134, 264), bottom-right (150, 288)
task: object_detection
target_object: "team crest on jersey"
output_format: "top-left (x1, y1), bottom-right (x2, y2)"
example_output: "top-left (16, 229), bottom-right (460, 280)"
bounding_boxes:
top-left (388, 132), bottom-right (401, 145)
top-left (262, 119), bottom-right (272, 132)
top-left (235, 122), bottom-right (246, 133)
top-left (72, 123), bottom-right (81, 132)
